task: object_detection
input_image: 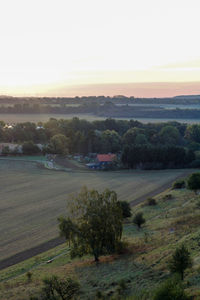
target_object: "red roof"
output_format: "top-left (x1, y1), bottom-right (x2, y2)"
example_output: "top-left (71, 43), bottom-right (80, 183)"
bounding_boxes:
top-left (97, 154), bottom-right (116, 162)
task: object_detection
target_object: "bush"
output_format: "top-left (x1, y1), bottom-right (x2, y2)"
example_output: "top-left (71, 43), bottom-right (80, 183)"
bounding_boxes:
top-left (2, 146), bottom-right (10, 156)
top-left (118, 200), bottom-right (132, 218)
top-left (168, 244), bottom-right (192, 280)
top-left (172, 180), bottom-right (185, 189)
top-left (187, 172), bottom-right (200, 193)
top-left (146, 197), bottom-right (157, 206)
top-left (189, 159), bottom-right (200, 168)
top-left (40, 275), bottom-right (80, 300)
top-left (22, 141), bottom-right (41, 155)
top-left (133, 212), bottom-right (145, 229)
top-left (153, 277), bottom-right (189, 300)
top-left (26, 271), bottom-right (32, 282)
top-left (163, 194), bottom-right (173, 201)
top-left (196, 200), bottom-right (200, 208)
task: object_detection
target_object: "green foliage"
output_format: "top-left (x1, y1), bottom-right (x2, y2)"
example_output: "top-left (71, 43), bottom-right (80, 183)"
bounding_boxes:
top-left (58, 187), bottom-right (123, 262)
top-left (26, 271), bottom-right (32, 282)
top-left (101, 130), bottom-right (121, 153)
top-left (196, 199), bottom-right (200, 208)
top-left (118, 200), bottom-right (132, 218)
top-left (168, 244), bottom-right (192, 280)
top-left (185, 124), bottom-right (200, 143)
top-left (57, 217), bottom-right (75, 247)
top-left (153, 276), bottom-right (189, 300)
top-left (47, 134), bottom-right (69, 155)
top-left (22, 141), bottom-right (40, 155)
top-left (163, 194), bottom-right (173, 200)
top-left (187, 172), bottom-right (200, 193)
top-left (39, 275), bottom-right (80, 300)
top-left (172, 179), bottom-right (185, 189)
top-left (146, 197), bottom-right (157, 206)
top-left (116, 279), bottom-right (127, 296)
top-left (133, 212), bottom-right (145, 229)
top-left (159, 125), bottom-right (180, 145)
top-left (1, 145), bottom-right (10, 155)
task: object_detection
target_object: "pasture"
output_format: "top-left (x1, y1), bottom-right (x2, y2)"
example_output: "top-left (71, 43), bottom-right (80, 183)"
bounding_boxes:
top-left (0, 160), bottom-right (191, 261)
top-left (0, 113), bottom-right (200, 123)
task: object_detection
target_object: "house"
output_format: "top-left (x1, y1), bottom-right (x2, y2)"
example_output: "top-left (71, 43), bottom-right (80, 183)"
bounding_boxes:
top-left (97, 154), bottom-right (116, 166)
top-left (86, 153), bottom-right (116, 170)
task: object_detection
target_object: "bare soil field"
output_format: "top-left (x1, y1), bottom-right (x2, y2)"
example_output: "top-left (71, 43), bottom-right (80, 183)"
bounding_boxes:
top-left (0, 160), bottom-right (192, 262)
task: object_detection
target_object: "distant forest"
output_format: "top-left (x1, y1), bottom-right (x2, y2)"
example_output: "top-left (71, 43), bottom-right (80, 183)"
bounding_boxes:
top-left (1, 95), bottom-right (200, 119)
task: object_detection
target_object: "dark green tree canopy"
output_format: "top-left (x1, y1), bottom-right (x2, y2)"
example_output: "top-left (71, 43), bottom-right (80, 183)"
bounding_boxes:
top-left (133, 212), bottom-right (146, 229)
top-left (58, 187), bottom-right (123, 262)
top-left (117, 200), bottom-right (132, 218)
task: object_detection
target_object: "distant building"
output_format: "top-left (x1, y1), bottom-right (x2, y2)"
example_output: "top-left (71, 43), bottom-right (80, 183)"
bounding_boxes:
top-left (86, 153), bottom-right (116, 170)
top-left (97, 154), bottom-right (116, 165)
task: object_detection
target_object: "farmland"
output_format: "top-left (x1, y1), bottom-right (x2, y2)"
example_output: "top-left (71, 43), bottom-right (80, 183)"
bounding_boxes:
top-left (0, 113), bottom-right (200, 124)
top-left (0, 159), bottom-right (191, 262)
top-left (2, 184), bottom-right (200, 299)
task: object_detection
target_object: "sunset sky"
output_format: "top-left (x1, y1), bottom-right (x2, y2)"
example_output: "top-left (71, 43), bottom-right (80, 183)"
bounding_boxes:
top-left (1, 0), bottom-right (200, 97)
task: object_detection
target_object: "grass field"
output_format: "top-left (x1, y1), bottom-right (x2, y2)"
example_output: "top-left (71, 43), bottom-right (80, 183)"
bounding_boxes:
top-left (0, 159), bottom-right (190, 261)
top-left (1, 187), bottom-right (200, 299)
top-left (0, 113), bottom-right (200, 123)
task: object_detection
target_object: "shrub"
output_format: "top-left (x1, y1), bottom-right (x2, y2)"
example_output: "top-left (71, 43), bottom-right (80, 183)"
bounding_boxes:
top-left (187, 172), bottom-right (200, 193)
top-left (196, 200), bottom-right (200, 208)
top-left (40, 275), bottom-right (80, 300)
top-left (133, 212), bottom-right (145, 229)
top-left (118, 200), bottom-right (132, 218)
top-left (2, 146), bottom-right (10, 156)
top-left (163, 194), bottom-right (173, 201)
top-left (172, 180), bottom-right (185, 189)
top-left (22, 141), bottom-right (41, 155)
top-left (168, 244), bottom-right (192, 280)
top-left (189, 159), bottom-right (200, 168)
top-left (153, 277), bottom-right (189, 300)
top-left (116, 279), bottom-right (127, 295)
top-left (26, 271), bottom-right (32, 282)
top-left (146, 197), bottom-right (157, 206)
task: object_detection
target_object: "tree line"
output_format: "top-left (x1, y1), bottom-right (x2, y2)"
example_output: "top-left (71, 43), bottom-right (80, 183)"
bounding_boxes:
top-left (1, 117), bottom-right (200, 169)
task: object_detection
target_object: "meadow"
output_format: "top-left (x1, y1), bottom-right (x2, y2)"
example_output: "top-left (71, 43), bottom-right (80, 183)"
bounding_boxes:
top-left (1, 185), bottom-right (200, 299)
top-left (0, 159), bottom-right (190, 261)
top-left (0, 113), bottom-right (200, 124)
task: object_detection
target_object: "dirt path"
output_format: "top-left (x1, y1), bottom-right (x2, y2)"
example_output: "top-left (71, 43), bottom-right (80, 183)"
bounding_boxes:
top-left (0, 170), bottom-right (192, 271)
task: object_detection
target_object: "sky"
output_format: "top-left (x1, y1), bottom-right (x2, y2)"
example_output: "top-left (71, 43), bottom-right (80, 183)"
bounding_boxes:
top-left (1, 0), bottom-right (200, 97)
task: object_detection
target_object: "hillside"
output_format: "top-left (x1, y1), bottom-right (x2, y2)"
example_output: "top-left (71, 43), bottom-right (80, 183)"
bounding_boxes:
top-left (1, 183), bottom-right (200, 299)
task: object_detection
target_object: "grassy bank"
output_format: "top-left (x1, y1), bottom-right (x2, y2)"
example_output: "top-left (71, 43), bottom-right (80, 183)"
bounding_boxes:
top-left (1, 187), bottom-right (200, 299)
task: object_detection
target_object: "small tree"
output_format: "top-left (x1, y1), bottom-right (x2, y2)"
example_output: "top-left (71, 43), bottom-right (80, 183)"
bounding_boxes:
top-left (41, 276), bottom-right (80, 300)
top-left (146, 197), bottom-right (157, 206)
top-left (58, 187), bottom-right (123, 262)
top-left (133, 212), bottom-right (145, 229)
top-left (153, 276), bottom-right (188, 300)
top-left (168, 244), bottom-right (192, 280)
top-left (118, 200), bottom-right (132, 218)
top-left (172, 179), bottom-right (185, 189)
top-left (58, 217), bottom-right (75, 247)
top-left (187, 172), bottom-right (200, 194)
top-left (2, 146), bottom-right (10, 156)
